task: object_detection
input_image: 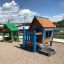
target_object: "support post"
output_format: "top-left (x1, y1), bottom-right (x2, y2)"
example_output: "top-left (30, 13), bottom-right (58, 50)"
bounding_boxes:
top-left (33, 31), bottom-right (36, 52)
top-left (27, 32), bottom-right (28, 41)
top-left (26, 31), bottom-right (27, 41)
top-left (10, 31), bottom-right (14, 42)
top-left (50, 30), bottom-right (54, 46)
top-left (31, 32), bottom-right (33, 43)
top-left (17, 31), bottom-right (19, 42)
top-left (2, 32), bottom-right (5, 41)
top-left (42, 30), bottom-right (45, 42)
top-left (28, 32), bottom-right (30, 41)
top-left (22, 27), bottom-right (26, 48)
top-left (51, 30), bottom-right (54, 39)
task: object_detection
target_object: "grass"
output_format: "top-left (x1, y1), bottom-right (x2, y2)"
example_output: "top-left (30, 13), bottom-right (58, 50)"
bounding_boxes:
top-left (53, 34), bottom-right (64, 39)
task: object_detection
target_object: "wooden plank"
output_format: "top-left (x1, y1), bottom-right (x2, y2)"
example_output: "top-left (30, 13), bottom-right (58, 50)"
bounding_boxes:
top-left (44, 38), bottom-right (52, 44)
top-left (36, 32), bottom-right (42, 35)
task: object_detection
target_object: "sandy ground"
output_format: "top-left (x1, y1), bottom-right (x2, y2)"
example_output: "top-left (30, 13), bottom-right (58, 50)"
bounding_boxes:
top-left (0, 39), bottom-right (64, 64)
top-left (53, 38), bottom-right (64, 43)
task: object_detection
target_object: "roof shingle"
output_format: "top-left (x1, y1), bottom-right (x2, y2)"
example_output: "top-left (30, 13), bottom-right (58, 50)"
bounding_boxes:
top-left (36, 18), bottom-right (56, 28)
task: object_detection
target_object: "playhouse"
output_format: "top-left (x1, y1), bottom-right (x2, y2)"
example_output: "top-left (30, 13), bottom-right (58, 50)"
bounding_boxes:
top-left (23, 16), bottom-right (56, 54)
top-left (3, 23), bottom-right (19, 42)
top-left (29, 17), bottom-right (55, 45)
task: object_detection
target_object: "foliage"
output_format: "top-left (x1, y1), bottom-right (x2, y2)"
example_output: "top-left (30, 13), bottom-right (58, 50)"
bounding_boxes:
top-left (53, 34), bottom-right (64, 39)
top-left (53, 20), bottom-right (64, 27)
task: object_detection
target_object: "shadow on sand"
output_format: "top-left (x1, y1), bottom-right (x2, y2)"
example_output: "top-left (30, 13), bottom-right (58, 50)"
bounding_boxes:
top-left (14, 44), bottom-right (50, 56)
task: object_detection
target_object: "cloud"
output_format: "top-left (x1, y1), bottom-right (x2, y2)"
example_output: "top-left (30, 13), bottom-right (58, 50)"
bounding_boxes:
top-left (19, 9), bottom-right (40, 16)
top-left (0, 0), bottom-right (64, 24)
top-left (2, 0), bottom-right (19, 13)
top-left (0, 6), bottom-right (2, 10)
top-left (42, 14), bottom-right (64, 22)
top-left (0, 0), bottom-right (39, 24)
top-left (18, 9), bottom-right (40, 23)
top-left (48, 14), bottom-right (64, 22)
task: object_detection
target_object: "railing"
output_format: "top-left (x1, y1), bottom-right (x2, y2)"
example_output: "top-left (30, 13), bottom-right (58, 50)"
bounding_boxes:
top-left (22, 27), bottom-right (36, 52)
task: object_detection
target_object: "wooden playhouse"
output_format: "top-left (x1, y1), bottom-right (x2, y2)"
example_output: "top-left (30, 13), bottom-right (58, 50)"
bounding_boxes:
top-left (29, 16), bottom-right (56, 46)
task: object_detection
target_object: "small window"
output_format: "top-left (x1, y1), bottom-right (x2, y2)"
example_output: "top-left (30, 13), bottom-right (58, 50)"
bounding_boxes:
top-left (45, 31), bottom-right (52, 38)
top-left (34, 27), bottom-right (41, 32)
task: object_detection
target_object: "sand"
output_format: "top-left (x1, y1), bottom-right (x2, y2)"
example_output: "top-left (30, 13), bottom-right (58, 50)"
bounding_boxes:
top-left (0, 40), bottom-right (64, 64)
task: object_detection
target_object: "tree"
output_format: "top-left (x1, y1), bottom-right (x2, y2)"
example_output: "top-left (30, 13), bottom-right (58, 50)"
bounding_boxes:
top-left (53, 19), bottom-right (64, 27)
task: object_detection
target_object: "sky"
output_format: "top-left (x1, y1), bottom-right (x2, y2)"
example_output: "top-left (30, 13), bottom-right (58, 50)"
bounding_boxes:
top-left (0, 0), bottom-right (64, 23)
top-left (16, 0), bottom-right (64, 16)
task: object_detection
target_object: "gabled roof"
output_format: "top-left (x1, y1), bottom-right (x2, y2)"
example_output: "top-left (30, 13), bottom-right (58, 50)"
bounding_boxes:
top-left (36, 17), bottom-right (56, 28)
top-left (29, 17), bottom-right (56, 31)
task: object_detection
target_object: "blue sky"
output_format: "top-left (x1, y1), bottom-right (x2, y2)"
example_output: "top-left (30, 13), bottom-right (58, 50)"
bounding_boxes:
top-left (0, 0), bottom-right (64, 23)
top-left (20, 0), bottom-right (64, 16)
top-left (0, 0), bottom-right (64, 16)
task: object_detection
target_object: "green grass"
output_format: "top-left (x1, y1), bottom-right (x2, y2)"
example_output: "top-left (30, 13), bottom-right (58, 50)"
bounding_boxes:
top-left (53, 34), bottom-right (64, 39)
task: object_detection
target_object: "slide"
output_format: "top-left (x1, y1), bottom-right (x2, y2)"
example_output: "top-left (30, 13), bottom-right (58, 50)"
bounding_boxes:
top-left (37, 43), bottom-right (55, 56)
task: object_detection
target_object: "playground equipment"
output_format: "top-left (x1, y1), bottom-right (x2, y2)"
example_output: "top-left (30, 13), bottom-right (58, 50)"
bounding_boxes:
top-left (2, 23), bottom-right (19, 42)
top-left (22, 17), bottom-right (56, 56)
top-left (22, 27), bottom-right (55, 56)
top-left (23, 27), bottom-right (36, 52)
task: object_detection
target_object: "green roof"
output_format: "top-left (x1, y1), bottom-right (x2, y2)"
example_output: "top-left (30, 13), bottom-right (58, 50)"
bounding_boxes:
top-left (4, 23), bottom-right (18, 31)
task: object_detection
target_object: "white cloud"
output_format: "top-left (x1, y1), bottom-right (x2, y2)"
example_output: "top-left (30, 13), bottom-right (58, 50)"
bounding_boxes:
top-left (2, 0), bottom-right (19, 13)
top-left (19, 9), bottom-right (39, 17)
top-left (0, 0), bottom-right (39, 24)
top-left (0, 6), bottom-right (2, 10)
top-left (0, 0), bottom-right (64, 24)
top-left (3, 3), bottom-right (10, 8)
top-left (42, 14), bottom-right (64, 22)
top-left (49, 14), bottom-right (64, 22)
top-left (18, 9), bottom-right (40, 23)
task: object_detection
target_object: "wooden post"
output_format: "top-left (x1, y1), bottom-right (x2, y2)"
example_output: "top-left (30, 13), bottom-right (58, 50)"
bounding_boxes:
top-left (10, 31), bottom-right (14, 42)
top-left (50, 30), bottom-right (53, 46)
top-left (27, 32), bottom-right (29, 40)
top-left (30, 32), bottom-right (32, 42)
top-left (22, 27), bottom-right (26, 48)
top-left (27, 32), bottom-right (28, 41)
top-left (42, 30), bottom-right (45, 42)
top-left (28, 32), bottom-right (30, 41)
top-left (51, 30), bottom-right (54, 39)
top-left (26, 31), bottom-right (27, 41)
top-left (17, 31), bottom-right (19, 42)
top-left (2, 32), bottom-right (5, 41)
top-left (33, 31), bottom-right (36, 52)
top-left (31, 32), bottom-right (33, 43)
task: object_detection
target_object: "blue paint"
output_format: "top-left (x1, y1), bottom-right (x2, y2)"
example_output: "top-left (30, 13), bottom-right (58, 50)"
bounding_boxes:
top-left (22, 27), bottom-right (26, 48)
top-left (33, 31), bottom-right (36, 52)
top-left (27, 32), bottom-right (29, 41)
top-left (25, 31), bottom-right (27, 41)
top-left (42, 30), bottom-right (45, 41)
top-left (31, 32), bottom-right (33, 42)
top-left (22, 27), bottom-right (54, 52)
top-left (45, 29), bottom-right (53, 38)
top-left (23, 28), bottom-right (37, 52)
top-left (51, 30), bottom-right (54, 39)
top-left (42, 29), bottom-right (54, 42)
top-left (27, 32), bottom-right (28, 40)
top-left (32, 32), bottom-right (34, 43)
top-left (44, 29), bottom-right (52, 31)
top-left (28, 32), bottom-right (30, 41)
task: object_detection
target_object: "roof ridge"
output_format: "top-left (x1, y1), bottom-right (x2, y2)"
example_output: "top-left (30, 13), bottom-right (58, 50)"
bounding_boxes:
top-left (34, 16), bottom-right (48, 19)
